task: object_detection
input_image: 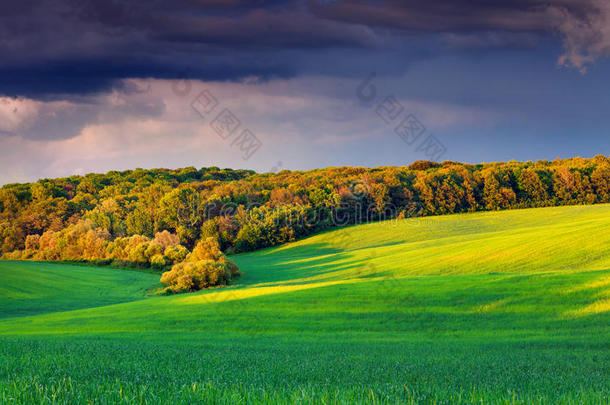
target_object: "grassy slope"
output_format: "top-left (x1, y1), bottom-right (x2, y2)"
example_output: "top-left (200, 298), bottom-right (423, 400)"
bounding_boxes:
top-left (0, 205), bottom-right (609, 403)
top-left (0, 261), bottom-right (158, 319)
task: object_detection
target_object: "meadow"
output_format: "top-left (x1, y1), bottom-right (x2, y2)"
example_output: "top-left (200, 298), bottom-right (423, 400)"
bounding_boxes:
top-left (1, 205), bottom-right (609, 404)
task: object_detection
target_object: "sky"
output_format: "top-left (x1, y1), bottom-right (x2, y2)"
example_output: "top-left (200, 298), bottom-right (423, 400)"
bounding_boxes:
top-left (1, 0), bottom-right (610, 184)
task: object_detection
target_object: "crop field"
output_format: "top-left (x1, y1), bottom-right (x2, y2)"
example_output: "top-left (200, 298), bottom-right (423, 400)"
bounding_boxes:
top-left (1, 205), bottom-right (609, 404)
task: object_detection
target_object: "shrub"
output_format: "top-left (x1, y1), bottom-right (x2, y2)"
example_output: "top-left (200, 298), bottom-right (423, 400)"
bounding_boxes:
top-left (160, 237), bottom-right (240, 293)
top-left (164, 245), bottom-right (189, 264)
top-left (152, 230), bottom-right (180, 250)
top-left (38, 231), bottom-right (60, 260)
top-left (4, 250), bottom-right (23, 260)
top-left (25, 234), bottom-right (40, 251)
top-left (225, 259), bottom-right (241, 278)
top-left (189, 237), bottom-right (223, 261)
top-left (160, 260), bottom-right (231, 292)
top-left (145, 243), bottom-right (162, 260)
top-left (150, 254), bottom-right (167, 269)
top-left (128, 242), bottom-right (150, 265)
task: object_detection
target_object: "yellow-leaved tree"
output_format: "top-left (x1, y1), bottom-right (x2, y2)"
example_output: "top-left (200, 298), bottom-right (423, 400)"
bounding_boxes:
top-left (160, 237), bottom-right (240, 293)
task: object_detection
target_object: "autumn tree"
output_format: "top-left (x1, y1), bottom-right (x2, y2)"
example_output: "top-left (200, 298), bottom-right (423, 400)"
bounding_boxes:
top-left (160, 238), bottom-right (240, 292)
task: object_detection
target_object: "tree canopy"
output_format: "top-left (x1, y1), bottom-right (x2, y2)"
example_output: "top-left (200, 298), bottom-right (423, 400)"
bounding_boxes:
top-left (2, 157), bottom-right (610, 283)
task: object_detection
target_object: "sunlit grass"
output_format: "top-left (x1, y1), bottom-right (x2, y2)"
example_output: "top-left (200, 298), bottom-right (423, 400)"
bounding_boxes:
top-left (1, 204), bottom-right (609, 403)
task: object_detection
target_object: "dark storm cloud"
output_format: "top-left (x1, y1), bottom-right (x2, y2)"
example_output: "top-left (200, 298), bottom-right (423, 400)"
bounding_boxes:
top-left (0, 0), bottom-right (379, 97)
top-left (0, 0), bottom-right (608, 98)
top-left (310, 0), bottom-right (610, 71)
top-left (309, 0), bottom-right (554, 31)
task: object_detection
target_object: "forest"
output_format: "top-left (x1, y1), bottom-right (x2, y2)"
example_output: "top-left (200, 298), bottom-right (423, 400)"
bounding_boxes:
top-left (1, 156), bottom-right (610, 290)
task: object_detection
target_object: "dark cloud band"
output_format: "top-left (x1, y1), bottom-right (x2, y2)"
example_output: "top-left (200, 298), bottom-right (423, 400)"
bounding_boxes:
top-left (0, 0), bottom-right (607, 97)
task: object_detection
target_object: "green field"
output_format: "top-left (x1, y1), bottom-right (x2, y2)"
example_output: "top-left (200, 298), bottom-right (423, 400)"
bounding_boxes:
top-left (1, 205), bottom-right (609, 404)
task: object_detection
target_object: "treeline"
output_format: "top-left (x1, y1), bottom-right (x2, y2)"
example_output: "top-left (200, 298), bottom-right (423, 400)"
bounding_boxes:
top-left (2, 218), bottom-right (240, 292)
top-left (2, 156), bottom-right (610, 264)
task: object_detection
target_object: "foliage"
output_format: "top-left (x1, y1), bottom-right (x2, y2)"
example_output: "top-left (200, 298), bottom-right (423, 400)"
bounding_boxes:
top-left (1, 205), bottom-right (609, 403)
top-left (160, 260), bottom-right (231, 292)
top-left (160, 238), bottom-right (240, 292)
top-left (3, 157), bottom-right (610, 260)
top-left (8, 219), bottom-right (188, 273)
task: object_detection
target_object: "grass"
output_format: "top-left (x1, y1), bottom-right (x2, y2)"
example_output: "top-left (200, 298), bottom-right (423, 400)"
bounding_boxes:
top-left (1, 204), bottom-right (609, 403)
top-left (0, 261), bottom-right (158, 319)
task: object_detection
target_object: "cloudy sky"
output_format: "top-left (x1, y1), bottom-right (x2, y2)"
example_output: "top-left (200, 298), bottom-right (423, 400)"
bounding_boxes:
top-left (1, 0), bottom-right (610, 184)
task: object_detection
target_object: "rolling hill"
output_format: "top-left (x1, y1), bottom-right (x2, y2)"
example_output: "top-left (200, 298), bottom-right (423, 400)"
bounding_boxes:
top-left (0, 261), bottom-right (158, 319)
top-left (1, 205), bottom-right (609, 403)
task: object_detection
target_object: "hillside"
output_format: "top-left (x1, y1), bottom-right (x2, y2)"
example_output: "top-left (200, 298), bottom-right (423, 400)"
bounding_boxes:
top-left (0, 205), bottom-right (608, 403)
top-left (0, 261), bottom-right (158, 319)
top-left (3, 157), bottom-right (610, 269)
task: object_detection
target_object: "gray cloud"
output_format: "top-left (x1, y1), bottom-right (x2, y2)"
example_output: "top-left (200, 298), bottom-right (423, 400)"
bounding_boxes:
top-left (552, 0), bottom-right (610, 72)
top-left (309, 0), bottom-right (554, 31)
top-left (0, 80), bottom-right (164, 141)
top-left (310, 0), bottom-right (610, 72)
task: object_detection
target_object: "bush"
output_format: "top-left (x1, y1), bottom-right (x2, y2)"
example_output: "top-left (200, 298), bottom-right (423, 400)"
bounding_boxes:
top-left (189, 237), bottom-right (223, 261)
top-left (150, 254), bottom-right (167, 269)
top-left (25, 234), bottom-right (40, 251)
top-left (160, 237), bottom-right (240, 292)
top-left (152, 230), bottom-right (180, 250)
top-left (4, 250), bottom-right (23, 260)
top-left (225, 259), bottom-right (241, 278)
top-left (164, 245), bottom-right (189, 264)
top-left (160, 260), bottom-right (231, 292)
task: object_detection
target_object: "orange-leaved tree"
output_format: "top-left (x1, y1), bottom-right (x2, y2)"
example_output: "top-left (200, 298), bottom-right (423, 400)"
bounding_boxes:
top-left (160, 237), bottom-right (240, 293)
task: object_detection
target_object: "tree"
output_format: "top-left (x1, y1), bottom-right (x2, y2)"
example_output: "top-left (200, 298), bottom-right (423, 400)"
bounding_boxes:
top-left (4, 159), bottom-right (610, 265)
top-left (159, 186), bottom-right (203, 248)
top-left (160, 237), bottom-right (240, 293)
top-left (591, 164), bottom-right (610, 202)
top-left (25, 234), bottom-right (40, 251)
top-left (517, 169), bottom-right (548, 206)
top-left (190, 237), bottom-right (223, 261)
